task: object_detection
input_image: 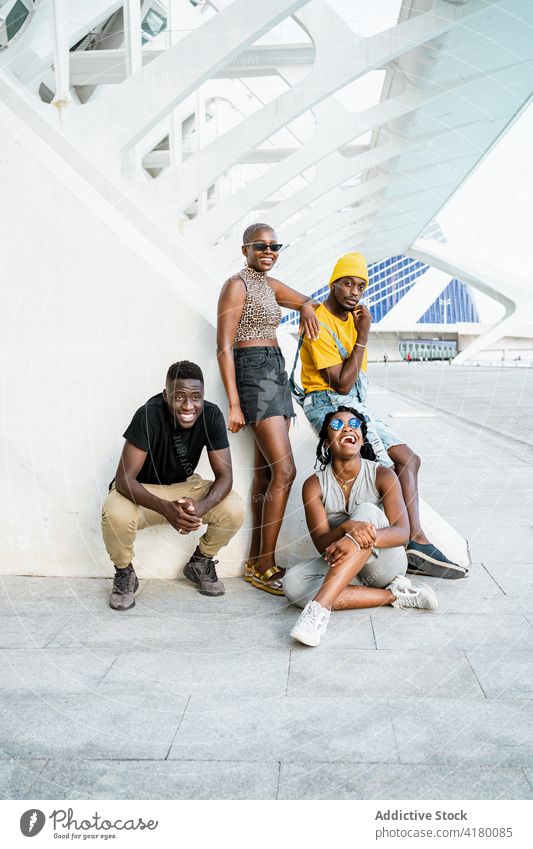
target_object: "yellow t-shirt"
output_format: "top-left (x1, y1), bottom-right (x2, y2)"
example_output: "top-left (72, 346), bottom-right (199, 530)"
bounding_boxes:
top-left (300, 303), bottom-right (368, 393)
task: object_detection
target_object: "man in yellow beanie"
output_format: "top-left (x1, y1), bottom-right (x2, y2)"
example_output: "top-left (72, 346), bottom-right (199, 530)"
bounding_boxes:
top-left (295, 252), bottom-right (467, 579)
top-left (299, 252), bottom-right (378, 444)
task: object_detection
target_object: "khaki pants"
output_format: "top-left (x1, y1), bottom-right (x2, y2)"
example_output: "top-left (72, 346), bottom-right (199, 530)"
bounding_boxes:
top-left (101, 474), bottom-right (244, 568)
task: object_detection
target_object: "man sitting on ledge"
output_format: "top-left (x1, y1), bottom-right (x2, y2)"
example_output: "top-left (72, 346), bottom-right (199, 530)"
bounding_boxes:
top-left (298, 252), bottom-right (467, 580)
top-left (101, 360), bottom-right (244, 610)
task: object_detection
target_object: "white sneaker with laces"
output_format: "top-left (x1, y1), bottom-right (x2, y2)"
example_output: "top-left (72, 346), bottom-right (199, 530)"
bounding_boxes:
top-left (388, 574), bottom-right (438, 611)
top-left (290, 600), bottom-right (331, 646)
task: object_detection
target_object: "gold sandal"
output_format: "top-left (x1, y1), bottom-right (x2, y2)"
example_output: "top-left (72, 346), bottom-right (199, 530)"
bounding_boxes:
top-left (251, 565), bottom-right (286, 597)
top-left (244, 562), bottom-right (255, 583)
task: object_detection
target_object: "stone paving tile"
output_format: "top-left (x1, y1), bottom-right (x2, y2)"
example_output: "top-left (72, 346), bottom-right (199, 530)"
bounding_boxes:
top-left (0, 759), bottom-right (47, 800)
top-left (0, 694), bottom-right (187, 760)
top-left (0, 576), bottom-right (112, 597)
top-left (287, 649), bottom-right (484, 700)
top-left (27, 759), bottom-right (280, 800)
top-left (169, 696), bottom-right (397, 763)
top-left (467, 650), bottom-right (533, 700)
top-left (137, 577), bottom-right (286, 615)
top-left (97, 647), bottom-right (290, 697)
top-left (390, 698), bottom-right (533, 766)
top-left (49, 608), bottom-right (296, 651)
top-left (286, 608), bottom-right (376, 650)
top-left (0, 616), bottom-right (71, 649)
top-left (0, 578), bottom-right (147, 617)
top-left (483, 564), bottom-right (533, 603)
top-left (371, 611), bottom-right (533, 651)
top-left (409, 568), bottom-right (508, 615)
top-left (278, 762), bottom-right (533, 800)
top-left (0, 649), bottom-right (117, 694)
top-left (48, 603), bottom-right (374, 652)
top-left (473, 532), bottom-right (533, 566)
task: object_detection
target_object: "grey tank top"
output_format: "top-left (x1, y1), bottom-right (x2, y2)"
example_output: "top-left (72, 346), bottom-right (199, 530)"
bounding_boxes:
top-left (315, 459), bottom-right (381, 529)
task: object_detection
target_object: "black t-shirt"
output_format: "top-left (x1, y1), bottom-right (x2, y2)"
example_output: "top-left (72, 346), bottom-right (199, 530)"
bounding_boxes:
top-left (122, 394), bottom-right (229, 485)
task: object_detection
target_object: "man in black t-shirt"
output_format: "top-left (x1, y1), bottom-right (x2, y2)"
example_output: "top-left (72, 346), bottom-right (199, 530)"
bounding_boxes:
top-left (101, 361), bottom-right (244, 610)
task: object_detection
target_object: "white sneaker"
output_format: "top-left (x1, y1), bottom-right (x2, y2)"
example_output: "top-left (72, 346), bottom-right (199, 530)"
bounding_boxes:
top-left (290, 601), bottom-right (331, 647)
top-left (387, 574), bottom-right (438, 611)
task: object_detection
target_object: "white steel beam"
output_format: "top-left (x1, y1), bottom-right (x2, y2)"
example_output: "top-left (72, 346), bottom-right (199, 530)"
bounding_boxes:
top-left (1, 0), bottom-right (122, 83)
top-left (142, 146), bottom-right (298, 168)
top-left (186, 78), bottom-right (467, 244)
top-left (283, 176), bottom-right (390, 244)
top-left (123, 0), bottom-right (142, 77)
top-left (267, 142), bottom-right (407, 229)
top-left (281, 202), bottom-right (380, 274)
top-left (408, 240), bottom-right (528, 365)
top-left (50, 0), bottom-right (71, 124)
top-left (143, 0), bottom-right (496, 219)
top-left (209, 142), bottom-right (409, 273)
top-left (68, 44), bottom-right (315, 86)
top-left (285, 208), bottom-right (377, 277)
top-left (69, 0), bottom-right (310, 162)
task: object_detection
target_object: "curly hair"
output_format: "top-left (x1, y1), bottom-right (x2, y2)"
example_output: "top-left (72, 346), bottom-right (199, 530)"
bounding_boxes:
top-left (315, 406), bottom-right (377, 468)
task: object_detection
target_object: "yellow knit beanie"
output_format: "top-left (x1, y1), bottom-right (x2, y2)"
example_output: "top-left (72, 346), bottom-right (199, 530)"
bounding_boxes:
top-left (328, 252), bottom-right (369, 288)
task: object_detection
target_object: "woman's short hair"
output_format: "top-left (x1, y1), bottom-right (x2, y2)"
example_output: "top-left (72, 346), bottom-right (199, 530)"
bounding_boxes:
top-left (242, 222), bottom-right (274, 244)
top-left (316, 406), bottom-right (377, 468)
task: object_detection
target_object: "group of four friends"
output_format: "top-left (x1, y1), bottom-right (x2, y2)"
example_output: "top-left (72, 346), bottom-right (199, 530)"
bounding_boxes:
top-left (101, 223), bottom-right (467, 647)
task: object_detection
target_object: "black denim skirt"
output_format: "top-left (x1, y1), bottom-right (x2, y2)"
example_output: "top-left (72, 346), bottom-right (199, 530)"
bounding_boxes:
top-left (234, 346), bottom-right (295, 424)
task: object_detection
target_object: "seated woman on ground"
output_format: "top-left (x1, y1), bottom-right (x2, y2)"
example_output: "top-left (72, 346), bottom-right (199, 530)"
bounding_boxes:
top-left (283, 407), bottom-right (438, 647)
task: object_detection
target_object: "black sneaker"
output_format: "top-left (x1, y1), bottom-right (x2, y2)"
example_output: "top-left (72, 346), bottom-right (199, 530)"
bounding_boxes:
top-left (183, 549), bottom-right (225, 597)
top-left (109, 564), bottom-right (139, 610)
top-left (406, 541), bottom-right (468, 579)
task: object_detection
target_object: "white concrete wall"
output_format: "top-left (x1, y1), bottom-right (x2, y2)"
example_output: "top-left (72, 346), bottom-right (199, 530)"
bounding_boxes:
top-left (0, 117), bottom-right (321, 579)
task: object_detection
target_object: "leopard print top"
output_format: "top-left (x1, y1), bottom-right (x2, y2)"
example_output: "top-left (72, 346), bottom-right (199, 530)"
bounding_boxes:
top-left (233, 266), bottom-right (282, 343)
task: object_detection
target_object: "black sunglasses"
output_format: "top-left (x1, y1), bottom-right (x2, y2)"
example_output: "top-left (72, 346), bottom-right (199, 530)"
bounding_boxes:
top-left (243, 241), bottom-right (283, 253)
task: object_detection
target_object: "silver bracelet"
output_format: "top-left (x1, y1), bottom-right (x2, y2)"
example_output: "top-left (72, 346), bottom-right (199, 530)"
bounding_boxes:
top-left (345, 532), bottom-right (360, 551)
top-left (355, 342), bottom-right (366, 348)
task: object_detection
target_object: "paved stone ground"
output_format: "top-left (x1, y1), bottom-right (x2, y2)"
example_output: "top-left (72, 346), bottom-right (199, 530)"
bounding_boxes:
top-left (1, 364), bottom-right (533, 800)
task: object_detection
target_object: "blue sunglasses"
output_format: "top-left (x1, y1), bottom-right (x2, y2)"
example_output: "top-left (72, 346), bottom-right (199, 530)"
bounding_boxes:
top-left (328, 416), bottom-right (363, 431)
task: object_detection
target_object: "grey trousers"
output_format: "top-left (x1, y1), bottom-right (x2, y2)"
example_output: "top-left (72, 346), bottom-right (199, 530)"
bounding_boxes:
top-left (283, 503), bottom-right (407, 608)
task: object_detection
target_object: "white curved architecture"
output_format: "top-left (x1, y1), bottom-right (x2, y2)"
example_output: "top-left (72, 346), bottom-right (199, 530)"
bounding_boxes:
top-left (1, 0), bottom-right (532, 577)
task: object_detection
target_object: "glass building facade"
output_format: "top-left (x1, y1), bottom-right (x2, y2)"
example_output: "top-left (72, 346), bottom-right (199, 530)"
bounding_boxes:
top-left (282, 255), bottom-right (479, 326)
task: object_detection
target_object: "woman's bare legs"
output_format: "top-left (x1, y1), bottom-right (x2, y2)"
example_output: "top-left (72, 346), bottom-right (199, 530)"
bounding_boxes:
top-left (331, 585), bottom-right (394, 610)
top-left (314, 548), bottom-right (394, 610)
top-left (246, 440), bottom-right (271, 566)
top-left (250, 416), bottom-right (295, 578)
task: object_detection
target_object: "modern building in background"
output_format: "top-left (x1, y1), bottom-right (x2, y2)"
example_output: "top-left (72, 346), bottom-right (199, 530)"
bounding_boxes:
top-left (282, 253), bottom-right (480, 360)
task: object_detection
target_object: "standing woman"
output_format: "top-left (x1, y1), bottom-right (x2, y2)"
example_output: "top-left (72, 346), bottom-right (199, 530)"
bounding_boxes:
top-left (217, 223), bottom-right (319, 595)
